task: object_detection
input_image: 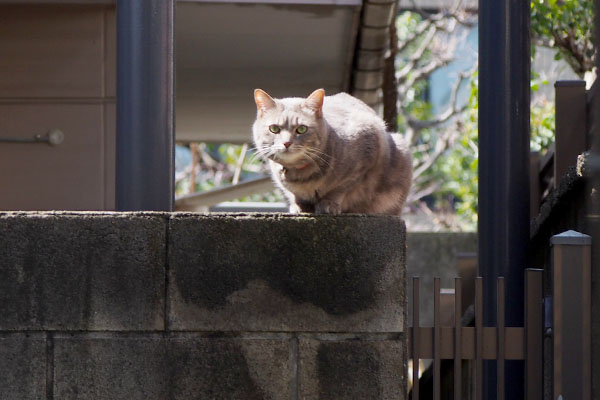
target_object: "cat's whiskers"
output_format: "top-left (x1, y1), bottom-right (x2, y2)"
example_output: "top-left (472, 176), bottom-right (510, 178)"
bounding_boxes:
top-left (258, 148), bottom-right (273, 159)
top-left (301, 152), bottom-right (321, 170)
top-left (301, 152), bottom-right (329, 173)
top-left (247, 149), bottom-right (261, 163)
top-left (304, 146), bottom-right (331, 161)
top-left (247, 152), bottom-right (265, 164)
top-left (249, 146), bottom-right (274, 163)
top-left (302, 146), bottom-right (331, 168)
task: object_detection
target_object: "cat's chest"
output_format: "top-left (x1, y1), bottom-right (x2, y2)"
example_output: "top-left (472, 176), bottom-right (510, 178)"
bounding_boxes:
top-left (274, 165), bottom-right (323, 200)
top-left (286, 181), bottom-right (319, 201)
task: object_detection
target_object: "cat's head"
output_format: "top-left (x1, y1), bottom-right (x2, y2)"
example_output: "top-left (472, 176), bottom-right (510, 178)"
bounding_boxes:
top-left (252, 89), bottom-right (327, 167)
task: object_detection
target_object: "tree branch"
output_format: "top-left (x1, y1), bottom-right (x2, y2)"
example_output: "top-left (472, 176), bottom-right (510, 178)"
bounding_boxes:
top-left (412, 124), bottom-right (460, 180)
top-left (397, 19), bottom-right (436, 54)
top-left (398, 55), bottom-right (453, 95)
top-left (397, 25), bottom-right (438, 82)
top-left (232, 142), bottom-right (249, 185)
top-left (407, 181), bottom-right (441, 203)
top-left (406, 63), bottom-right (476, 130)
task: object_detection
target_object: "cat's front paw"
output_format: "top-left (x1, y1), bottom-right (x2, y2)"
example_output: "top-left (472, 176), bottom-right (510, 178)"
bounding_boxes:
top-left (315, 200), bottom-right (341, 214)
top-left (289, 204), bottom-right (301, 214)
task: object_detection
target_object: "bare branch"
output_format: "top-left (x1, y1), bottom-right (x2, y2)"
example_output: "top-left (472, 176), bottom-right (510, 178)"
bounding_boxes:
top-left (406, 63), bottom-right (476, 130)
top-left (398, 55), bottom-right (453, 93)
top-left (406, 0), bottom-right (476, 26)
top-left (397, 19), bottom-right (436, 54)
top-left (198, 143), bottom-right (219, 168)
top-left (412, 124), bottom-right (460, 180)
top-left (405, 126), bottom-right (416, 147)
top-left (394, 3), bottom-right (478, 211)
top-left (408, 104), bottom-right (468, 130)
top-left (397, 25), bottom-right (437, 81)
top-left (396, 7), bottom-right (469, 95)
top-left (189, 143), bottom-right (199, 194)
top-left (407, 181), bottom-right (441, 203)
top-left (232, 142), bottom-right (249, 185)
top-left (531, 36), bottom-right (555, 48)
top-left (445, 5), bottom-right (477, 28)
top-left (412, 142), bottom-right (434, 153)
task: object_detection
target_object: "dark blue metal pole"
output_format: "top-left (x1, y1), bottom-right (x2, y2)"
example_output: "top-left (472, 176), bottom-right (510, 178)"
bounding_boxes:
top-left (479, 0), bottom-right (530, 398)
top-left (116, 0), bottom-right (175, 211)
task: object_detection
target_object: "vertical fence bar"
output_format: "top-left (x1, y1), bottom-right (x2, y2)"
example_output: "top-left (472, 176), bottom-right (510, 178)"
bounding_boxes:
top-left (454, 278), bottom-right (462, 400)
top-left (551, 231), bottom-right (592, 400)
top-left (525, 269), bottom-right (543, 400)
top-left (554, 80), bottom-right (587, 185)
top-left (412, 277), bottom-right (420, 400)
top-left (475, 277), bottom-right (483, 400)
top-left (529, 151), bottom-right (540, 216)
top-left (553, 243), bottom-right (563, 399)
top-left (434, 277), bottom-right (441, 400)
top-left (457, 253), bottom-right (477, 316)
top-left (497, 278), bottom-right (505, 400)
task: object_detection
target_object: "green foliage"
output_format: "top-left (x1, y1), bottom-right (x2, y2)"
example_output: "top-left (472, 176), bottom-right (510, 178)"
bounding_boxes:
top-left (412, 0), bottom-right (594, 229)
top-left (397, 81), bottom-right (433, 133)
top-left (530, 73), bottom-right (555, 153)
top-left (530, 100), bottom-right (555, 153)
top-left (531, 0), bottom-right (595, 76)
top-left (395, 10), bottom-right (479, 229)
top-left (396, 11), bottom-right (421, 40)
top-left (435, 75), bottom-right (479, 230)
top-left (434, 65), bottom-right (561, 229)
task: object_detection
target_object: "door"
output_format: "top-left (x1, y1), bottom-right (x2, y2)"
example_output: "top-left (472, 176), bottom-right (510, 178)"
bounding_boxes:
top-left (0, 4), bottom-right (116, 210)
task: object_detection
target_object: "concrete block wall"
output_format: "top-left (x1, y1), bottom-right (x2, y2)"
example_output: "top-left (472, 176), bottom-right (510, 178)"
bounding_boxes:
top-left (0, 212), bottom-right (407, 400)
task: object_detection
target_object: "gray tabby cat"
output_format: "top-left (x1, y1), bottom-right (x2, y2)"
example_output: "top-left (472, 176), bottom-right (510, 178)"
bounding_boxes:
top-left (252, 88), bottom-right (412, 215)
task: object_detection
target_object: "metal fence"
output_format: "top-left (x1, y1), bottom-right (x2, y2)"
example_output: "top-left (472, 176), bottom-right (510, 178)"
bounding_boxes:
top-left (409, 231), bottom-right (591, 400)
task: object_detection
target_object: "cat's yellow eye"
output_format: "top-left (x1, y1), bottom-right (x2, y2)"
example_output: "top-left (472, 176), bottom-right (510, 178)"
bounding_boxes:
top-left (269, 125), bottom-right (281, 134)
top-left (296, 125), bottom-right (308, 134)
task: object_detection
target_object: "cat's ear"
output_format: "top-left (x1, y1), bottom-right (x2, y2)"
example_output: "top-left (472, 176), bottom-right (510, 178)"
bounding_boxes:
top-left (303, 89), bottom-right (325, 117)
top-left (254, 89), bottom-right (277, 115)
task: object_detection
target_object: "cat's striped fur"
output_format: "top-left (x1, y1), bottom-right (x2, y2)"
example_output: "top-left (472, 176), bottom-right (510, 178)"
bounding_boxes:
top-left (252, 89), bottom-right (412, 215)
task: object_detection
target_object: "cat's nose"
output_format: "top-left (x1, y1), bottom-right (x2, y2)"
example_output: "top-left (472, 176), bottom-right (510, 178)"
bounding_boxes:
top-left (283, 141), bottom-right (292, 149)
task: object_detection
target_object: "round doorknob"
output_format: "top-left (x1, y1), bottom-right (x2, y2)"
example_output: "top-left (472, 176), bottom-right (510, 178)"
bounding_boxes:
top-left (47, 129), bottom-right (65, 146)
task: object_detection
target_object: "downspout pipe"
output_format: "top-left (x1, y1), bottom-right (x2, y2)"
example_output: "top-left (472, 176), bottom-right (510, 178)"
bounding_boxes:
top-left (116, 0), bottom-right (175, 211)
top-left (479, 0), bottom-right (530, 397)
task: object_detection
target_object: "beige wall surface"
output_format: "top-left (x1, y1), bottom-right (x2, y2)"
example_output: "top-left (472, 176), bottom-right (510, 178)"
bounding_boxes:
top-left (0, 5), bottom-right (116, 210)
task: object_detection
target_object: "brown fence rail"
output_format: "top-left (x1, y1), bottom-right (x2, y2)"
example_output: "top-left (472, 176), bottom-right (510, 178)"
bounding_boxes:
top-left (408, 269), bottom-right (543, 400)
top-left (530, 79), bottom-right (590, 214)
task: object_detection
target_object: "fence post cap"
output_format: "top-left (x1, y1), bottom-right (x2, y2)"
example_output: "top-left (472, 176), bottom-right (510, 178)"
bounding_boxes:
top-left (554, 80), bottom-right (586, 87)
top-left (551, 230), bottom-right (592, 245)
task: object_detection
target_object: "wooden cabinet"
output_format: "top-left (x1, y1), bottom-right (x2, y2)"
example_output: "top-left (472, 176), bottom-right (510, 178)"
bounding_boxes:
top-left (0, 4), bottom-right (116, 210)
